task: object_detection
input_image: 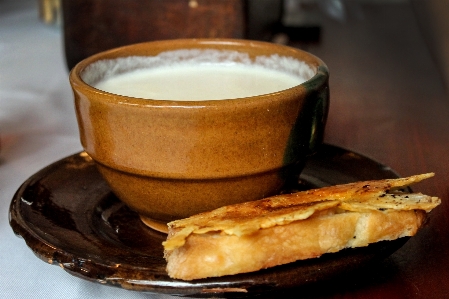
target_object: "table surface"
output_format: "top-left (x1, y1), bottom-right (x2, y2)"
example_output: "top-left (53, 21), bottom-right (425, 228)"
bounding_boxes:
top-left (1, 0), bottom-right (449, 298)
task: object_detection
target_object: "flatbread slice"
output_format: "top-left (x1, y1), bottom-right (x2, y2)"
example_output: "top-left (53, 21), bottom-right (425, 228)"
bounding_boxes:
top-left (163, 173), bottom-right (440, 280)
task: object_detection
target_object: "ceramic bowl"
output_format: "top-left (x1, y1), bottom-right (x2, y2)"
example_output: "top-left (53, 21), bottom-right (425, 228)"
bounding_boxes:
top-left (69, 38), bottom-right (329, 231)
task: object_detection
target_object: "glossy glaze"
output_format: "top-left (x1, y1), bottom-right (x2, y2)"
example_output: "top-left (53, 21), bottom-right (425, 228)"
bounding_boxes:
top-left (69, 39), bottom-right (329, 223)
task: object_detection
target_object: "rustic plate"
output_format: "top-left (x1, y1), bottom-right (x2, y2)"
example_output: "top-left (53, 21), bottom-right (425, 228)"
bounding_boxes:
top-left (9, 144), bottom-right (408, 297)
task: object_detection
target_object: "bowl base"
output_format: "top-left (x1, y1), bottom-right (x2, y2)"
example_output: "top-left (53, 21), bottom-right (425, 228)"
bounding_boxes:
top-left (140, 215), bottom-right (169, 234)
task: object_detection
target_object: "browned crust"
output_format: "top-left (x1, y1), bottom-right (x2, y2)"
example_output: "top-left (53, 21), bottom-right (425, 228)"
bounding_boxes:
top-left (163, 174), bottom-right (439, 280)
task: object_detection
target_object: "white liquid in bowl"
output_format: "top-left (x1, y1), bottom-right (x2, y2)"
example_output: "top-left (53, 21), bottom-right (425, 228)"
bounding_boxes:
top-left (82, 49), bottom-right (315, 101)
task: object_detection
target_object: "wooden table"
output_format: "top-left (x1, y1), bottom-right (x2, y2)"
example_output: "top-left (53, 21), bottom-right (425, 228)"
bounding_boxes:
top-left (284, 2), bottom-right (449, 298)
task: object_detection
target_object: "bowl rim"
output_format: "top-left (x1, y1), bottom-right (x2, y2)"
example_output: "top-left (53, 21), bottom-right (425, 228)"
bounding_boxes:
top-left (69, 38), bottom-right (329, 108)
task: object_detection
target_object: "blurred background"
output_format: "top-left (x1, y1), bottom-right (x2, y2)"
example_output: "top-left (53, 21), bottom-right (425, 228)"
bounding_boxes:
top-left (37, 0), bottom-right (449, 90)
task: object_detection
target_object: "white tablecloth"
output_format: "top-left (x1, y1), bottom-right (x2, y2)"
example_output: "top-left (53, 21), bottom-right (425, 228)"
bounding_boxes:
top-left (0, 1), bottom-right (176, 298)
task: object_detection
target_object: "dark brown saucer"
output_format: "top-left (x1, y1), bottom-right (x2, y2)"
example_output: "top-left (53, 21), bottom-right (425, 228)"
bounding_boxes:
top-left (9, 144), bottom-right (408, 298)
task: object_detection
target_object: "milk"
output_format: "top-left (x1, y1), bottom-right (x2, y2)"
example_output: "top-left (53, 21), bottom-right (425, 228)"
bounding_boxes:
top-left (94, 64), bottom-right (305, 100)
top-left (83, 49), bottom-right (315, 101)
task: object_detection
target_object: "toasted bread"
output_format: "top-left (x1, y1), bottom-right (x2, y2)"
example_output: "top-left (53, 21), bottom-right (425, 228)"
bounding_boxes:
top-left (163, 173), bottom-right (440, 280)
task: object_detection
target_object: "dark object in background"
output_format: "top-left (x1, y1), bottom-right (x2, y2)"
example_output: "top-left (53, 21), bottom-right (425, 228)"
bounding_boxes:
top-left (62, 0), bottom-right (248, 70)
top-left (276, 25), bottom-right (321, 43)
top-left (62, 0), bottom-right (282, 69)
top-left (62, 0), bottom-right (322, 71)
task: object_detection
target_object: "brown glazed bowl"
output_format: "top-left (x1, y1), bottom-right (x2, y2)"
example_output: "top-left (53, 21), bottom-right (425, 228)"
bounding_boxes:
top-left (69, 39), bottom-right (329, 231)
